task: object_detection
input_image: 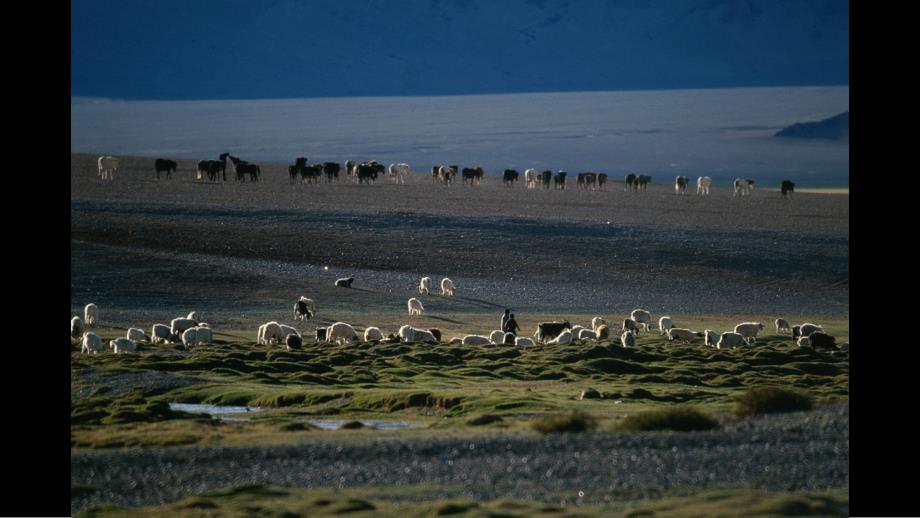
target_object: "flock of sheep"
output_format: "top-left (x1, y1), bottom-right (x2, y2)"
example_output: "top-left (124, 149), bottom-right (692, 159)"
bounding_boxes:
top-left (71, 291), bottom-right (844, 356)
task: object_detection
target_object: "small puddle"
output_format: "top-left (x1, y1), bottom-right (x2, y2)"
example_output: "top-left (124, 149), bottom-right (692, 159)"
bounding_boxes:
top-left (307, 419), bottom-right (421, 430)
top-left (169, 403), bottom-right (267, 421)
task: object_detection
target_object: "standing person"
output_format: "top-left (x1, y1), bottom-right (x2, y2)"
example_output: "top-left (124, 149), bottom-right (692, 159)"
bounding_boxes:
top-left (504, 313), bottom-right (520, 336)
top-left (501, 309), bottom-right (511, 333)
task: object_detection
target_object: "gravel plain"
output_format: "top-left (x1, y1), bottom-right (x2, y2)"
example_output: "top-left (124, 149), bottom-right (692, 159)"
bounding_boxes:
top-left (71, 403), bottom-right (848, 514)
top-left (70, 154), bottom-right (849, 327)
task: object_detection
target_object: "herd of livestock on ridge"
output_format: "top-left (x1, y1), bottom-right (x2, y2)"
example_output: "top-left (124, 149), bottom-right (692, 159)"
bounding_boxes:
top-left (72, 291), bottom-right (844, 356)
top-left (93, 154), bottom-right (799, 197)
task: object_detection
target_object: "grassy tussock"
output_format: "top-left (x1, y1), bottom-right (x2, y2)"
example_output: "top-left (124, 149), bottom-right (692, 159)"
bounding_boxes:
top-left (615, 406), bottom-right (719, 432)
top-left (531, 412), bottom-right (597, 434)
top-left (736, 387), bottom-right (813, 417)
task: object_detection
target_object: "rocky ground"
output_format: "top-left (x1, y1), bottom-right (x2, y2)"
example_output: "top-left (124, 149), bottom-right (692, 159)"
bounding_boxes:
top-left (71, 402), bottom-right (848, 514)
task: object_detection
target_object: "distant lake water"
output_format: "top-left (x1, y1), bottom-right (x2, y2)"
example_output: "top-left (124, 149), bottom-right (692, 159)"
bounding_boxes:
top-left (72, 87), bottom-right (848, 187)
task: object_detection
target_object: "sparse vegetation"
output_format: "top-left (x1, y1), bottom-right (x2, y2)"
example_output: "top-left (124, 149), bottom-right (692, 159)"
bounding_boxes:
top-left (736, 387), bottom-right (814, 418)
top-left (531, 411), bottom-right (597, 434)
top-left (615, 406), bottom-right (720, 432)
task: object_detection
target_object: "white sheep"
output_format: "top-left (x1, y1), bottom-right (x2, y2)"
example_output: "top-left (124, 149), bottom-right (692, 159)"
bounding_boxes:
top-left (591, 317), bottom-right (606, 331)
top-left (181, 327), bottom-right (198, 346)
top-left (194, 326), bottom-right (212, 345)
top-left (515, 337), bottom-right (536, 347)
top-left (109, 337), bottom-right (137, 354)
top-left (733, 322), bottom-right (764, 345)
top-left (462, 334), bottom-right (492, 346)
top-left (620, 330), bottom-right (635, 348)
top-left (630, 309), bottom-right (652, 331)
top-left (578, 329), bottom-right (598, 340)
top-left (717, 332), bottom-right (747, 349)
top-left (187, 311), bottom-right (199, 321)
top-left (84, 303), bottom-right (98, 327)
top-left (696, 176), bottom-right (712, 195)
top-left (622, 318), bottom-right (640, 335)
top-left (279, 324), bottom-right (299, 338)
top-left (81, 332), bottom-right (104, 354)
top-left (171, 317), bottom-right (198, 336)
top-left (258, 322), bottom-right (284, 344)
top-left (800, 323), bottom-right (824, 337)
top-left (419, 277), bottom-right (432, 295)
top-left (398, 324), bottom-right (438, 343)
top-left (549, 329), bottom-right (573, 344)
top-left (71, 316), bottom-right (84, 339)
top-left (151, 324), bottom-right (172, 344)
top-left (666, 328), bottom-right (696, 343)
top-left (570, 325), bottom-right (586, 337)
top-left (126, 327), bottom-right (149, 342)
top-left (775, 318), bottom-right (791, 333)
top-left (408, 297), bottom-right (425, 316)
top-left (703, 329), bottom-right (720, 348)
top-left (489, 330), bottom-right (506, 344)
top-left (658, 316), bottom-right (673, 335)
top-left (440, 277), bottom-right (456, 297)
top-left (197, 322), bottom-right (210, 328)
top-left (327, 322), bottom-right (359, 345)
top-left (364, 327), bottom-right (384, 342)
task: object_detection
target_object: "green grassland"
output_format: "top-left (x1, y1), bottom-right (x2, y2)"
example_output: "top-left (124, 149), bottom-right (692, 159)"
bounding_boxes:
top-left (71, 315), bottom-right (848, 449)
top-left (75, 483), bottom-right (849, 518)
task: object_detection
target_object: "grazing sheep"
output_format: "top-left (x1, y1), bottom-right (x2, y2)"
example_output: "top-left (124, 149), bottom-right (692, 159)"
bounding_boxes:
top-left (109, 337), bottom-right (137, 354)
top-left (171, 317), bottom-right (198, 336)
top-left (733, 322), bottom-right (764, 344)
top-left (151, 324), bottom-right (173, 344)
top-left (717, 332), bottom-right (747, 350)
top-left (535, 321), bottom-right (572, 343)
top-left (408, 297), bottom-right (425, 316)
top-left (666, 328), bottom-right (696, 343)
top-left (591, 317), bottom-right (606, 331)
top-left (703, 329), bottom-right (720, 348)
top-left (327, 322), bottom-right (359, 345)
top-left (258, 322), bottom-right (284, 344)
top-left (794, 323), bottom-right (824, 340)
top-left (419, 277), bottom-right (432, 295)
top-left (658, 316), bottom-right (673, 335)
top-left (503, 332), bottom-right (516, 345)
top-left (622, 318), bottom-right (640, 336)
top-left (549, 329), bottom-right (573, 344)
top-left (515, 337), bottom-right (536, 347)
top-left (578, 329), bottom-right (598, 340)
top-left (398, 324), bottom-right (438, 343)
top-left (570, 325), bottom-right (586, 337)
top-left (596, 325), bottom-right (610, 340)
top-left (181, 328), bottom-right (198, 346)
top-left (696, 176), bottom-right (712, 195)
top-left (194, 326), bottom-right (212, 345)
top-left (620, 330), bottom-right (636, 348)
top-left (462, 335), bottom-right (492, 346)
top-left (84, 303), bottom-right (98, 327)
top-left (440, 277), bottom-right (456, 297)
top-left (335, 277), bottom-right (355, 288)
top-left (364, 327), bottom-right (384, 342)
top-left (71, 316), bottom-right (83, 339)
top-left (279, 324), bottom-right (299, 339)
top-left (775, 318), bottom-right (791, 333)
top-left (428, 328), bottom-right (442, 341)
top-left (488, 329), bottom-right (506, 344)
top-left (800, 331), bottom-right (837, 350)
top-left (81, 332), bottom-right (104, 354)
top-left (187, 311), bottom-right (199, 321)
top-left (126, 327), bottom-right (150, 343)
top-left (285, 334), bottom-right (303, 350)
top-left (630, 309), bottom-right (652, 331)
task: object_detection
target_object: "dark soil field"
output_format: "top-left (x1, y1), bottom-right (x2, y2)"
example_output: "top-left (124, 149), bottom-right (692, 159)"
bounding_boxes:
top-left (71, 153), bottom-right (848, 327)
